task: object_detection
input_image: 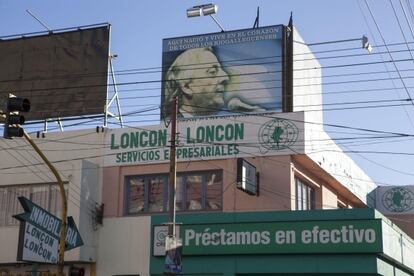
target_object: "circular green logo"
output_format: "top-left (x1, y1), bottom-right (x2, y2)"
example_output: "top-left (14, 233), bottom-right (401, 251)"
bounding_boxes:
top-left (258, 118), bottom-right (299, 151)
top-left (382, 187), bottom-right (414, 213)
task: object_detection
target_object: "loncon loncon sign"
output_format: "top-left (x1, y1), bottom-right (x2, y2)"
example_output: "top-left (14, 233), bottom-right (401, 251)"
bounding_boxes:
top-left (167, 219), bottom-right (382, 255)
top-left (105, 112), bottom-right (304, 167)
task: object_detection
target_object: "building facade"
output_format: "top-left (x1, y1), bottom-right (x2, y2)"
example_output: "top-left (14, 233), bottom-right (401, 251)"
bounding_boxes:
top-left (0, 24), bottom-right (413, 276)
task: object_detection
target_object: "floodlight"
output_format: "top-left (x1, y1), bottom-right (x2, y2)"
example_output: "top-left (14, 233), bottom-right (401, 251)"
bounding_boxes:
top-left (202, 4), bottom-right (217, 16)
top-left (186, 3), bottom-right (225, 32)
top-left (186, 7), bottom-right (202, 17)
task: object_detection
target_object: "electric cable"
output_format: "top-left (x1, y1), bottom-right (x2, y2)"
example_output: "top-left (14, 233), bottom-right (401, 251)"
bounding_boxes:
top-left (1, 41), bottom-right (414, 85)
top-left (399, 0), bottom-right (414, 40)
top-left (365, 0), bottom-right (414, 110)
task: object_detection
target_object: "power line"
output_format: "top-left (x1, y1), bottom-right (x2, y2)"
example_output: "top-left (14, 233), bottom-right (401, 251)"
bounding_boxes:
top-left (10, 101), bottom-right (414, 145)
top-left (399, 0), bottom-right (414, 40)
top-left (1, 40), bottom-right (414, 85)
top-left (0, 142), bottom-right (98, 217)
top-left (406, 0), bottom-right (414, 33)
top-left (1, 122), bottom-right (414, 174)
top-left (365, 0), bottom-right (414, 111)
top-left (2, 69), bottom-right (414, 112)
top-left (1, 119), bottom-right (412, 189)
top-left (3, 54), bottom-right (414, 95)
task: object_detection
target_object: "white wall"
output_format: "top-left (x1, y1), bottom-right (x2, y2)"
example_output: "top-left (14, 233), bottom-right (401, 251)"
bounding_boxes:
top-left (79, 160), bottom-right (99, 262)
top-left (96, 216), bottom-right (151, 276)
top-left (0, 227), bottom-right (19, 261)
top-left (293, 27), bottom-right (323, 125)
top-left (0, 129), bottom-right (105, 264)
top-left (292, 28), bottom-right (376, 204)
top-left (322, 185), bottom-right (338, 209)
top-left (0, 129), bottom-right (105, 186)
top-left (382, 219), bottom-right (414, 270)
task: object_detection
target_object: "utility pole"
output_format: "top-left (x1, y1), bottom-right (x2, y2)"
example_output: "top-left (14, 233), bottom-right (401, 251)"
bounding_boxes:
top-left (165, 96), bottom-right (181, 275)
top-left (167, 96), bottom-right (177, 242)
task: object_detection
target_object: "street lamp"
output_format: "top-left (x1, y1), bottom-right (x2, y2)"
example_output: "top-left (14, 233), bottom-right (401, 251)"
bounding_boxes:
top-left (306, 35), bottom-right (373, 53)
top-left (186, 3), bottom-right (225, 32)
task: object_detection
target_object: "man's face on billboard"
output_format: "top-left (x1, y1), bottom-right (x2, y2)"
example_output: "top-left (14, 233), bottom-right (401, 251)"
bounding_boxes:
top-left (182, 49), bottom-right (229, 114)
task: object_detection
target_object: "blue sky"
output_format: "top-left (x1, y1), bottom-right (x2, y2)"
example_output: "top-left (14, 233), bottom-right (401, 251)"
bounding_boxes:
top-left (1, 0), bottom-right (414, 187)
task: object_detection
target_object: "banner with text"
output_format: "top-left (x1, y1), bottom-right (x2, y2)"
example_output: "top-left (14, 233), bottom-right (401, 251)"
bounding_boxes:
top-left (180, 219), bottom-right (383, 255)
top-left (105, 112), bottom-right (304, 167)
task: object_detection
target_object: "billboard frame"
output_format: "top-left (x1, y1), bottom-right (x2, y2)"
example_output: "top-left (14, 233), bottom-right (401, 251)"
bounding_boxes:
top-left (160, 24), bottom-right (288, 120)
top-left (0, 23), bottom-right (124, 131)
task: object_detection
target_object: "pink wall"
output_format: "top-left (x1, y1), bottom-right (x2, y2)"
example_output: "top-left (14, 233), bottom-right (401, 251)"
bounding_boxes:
top-left (102, 156), bottom-right (293, 217)
top-left (227, 156), bottom-right (293, 212)
top-left (102, 166), bottom-right (121, 217)
top-left (102, 154), bottom-right (366, 218)
top-left (388, 215), bottom-right (414, 238)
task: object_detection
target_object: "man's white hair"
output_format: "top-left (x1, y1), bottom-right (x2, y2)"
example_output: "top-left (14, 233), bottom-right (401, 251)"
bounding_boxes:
top-left (163, 47), bottom-right (214, 116)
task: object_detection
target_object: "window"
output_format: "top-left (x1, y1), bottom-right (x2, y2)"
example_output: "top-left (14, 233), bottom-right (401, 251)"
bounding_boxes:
top-left (125, 170), bottom-right (222, 214)
top-left (128, 177), bottom-right (145, 213)
top-left (295, 177), bottom-right (315, 210)
top-left (0, 184), bottom-right (64, 227)
top-left (186, 175), bottom-right (202, 210)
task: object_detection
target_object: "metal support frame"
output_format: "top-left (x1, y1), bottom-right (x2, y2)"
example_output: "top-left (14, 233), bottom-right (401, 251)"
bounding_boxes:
top-left (42, 118), bottom-right (64, 133)
top-left (209, 15), bottom-right (225, 32)
top-left (104, 54), bottom-right (124, 128)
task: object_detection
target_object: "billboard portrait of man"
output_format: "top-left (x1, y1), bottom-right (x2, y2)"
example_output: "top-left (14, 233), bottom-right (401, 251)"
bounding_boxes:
top-left (161, 25), bottom-right (284, 119)
top-left (163, 47), bottom-right (229, 117)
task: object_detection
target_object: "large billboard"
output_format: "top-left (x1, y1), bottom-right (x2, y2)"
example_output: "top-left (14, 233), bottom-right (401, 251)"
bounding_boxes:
top-left (0, 25), bottom-right (110, 121)
top-left (161, 25), bottom-right (284, 119)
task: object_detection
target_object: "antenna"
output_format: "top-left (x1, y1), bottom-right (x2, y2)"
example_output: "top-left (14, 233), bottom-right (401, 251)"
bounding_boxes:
top-left (26, 10), bottom-right (52, 32)
top-left (253, 7), bottom-right (260, 28)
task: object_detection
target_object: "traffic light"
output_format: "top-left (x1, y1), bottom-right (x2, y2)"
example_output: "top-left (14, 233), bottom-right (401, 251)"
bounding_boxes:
top-left (69, 266), bottom-right (85, 276)
top-left (3, 94), bottom-right (30, 138)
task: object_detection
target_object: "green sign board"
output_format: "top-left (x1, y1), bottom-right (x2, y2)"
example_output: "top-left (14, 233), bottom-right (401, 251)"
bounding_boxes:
top-left (105, 112), bottom-right (305, 167)
top-left (181, 219), bottom-right (382, 255)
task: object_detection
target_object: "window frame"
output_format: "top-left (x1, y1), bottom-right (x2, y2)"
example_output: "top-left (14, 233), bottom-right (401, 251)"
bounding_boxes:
top-left (0, 183), bottom-right (66, 227)
top-left (124, 170), bottom-right (223, 215)
top-left (295, 177), bottom-right (316, 211)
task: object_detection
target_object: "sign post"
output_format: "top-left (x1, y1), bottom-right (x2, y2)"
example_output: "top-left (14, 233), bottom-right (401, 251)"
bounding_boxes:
top-left (164, 236), bottom-right (182, 275)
